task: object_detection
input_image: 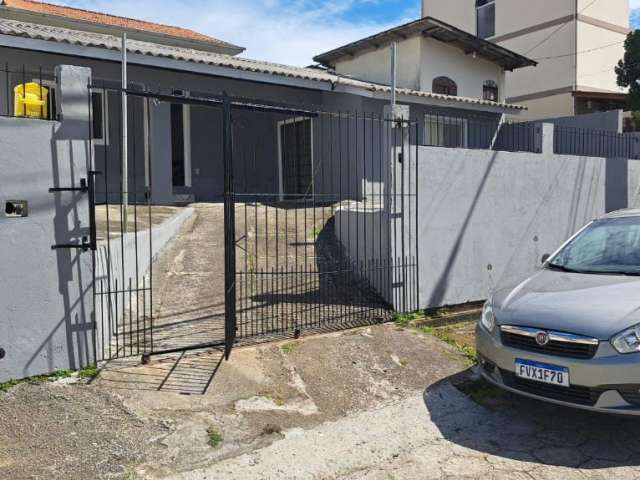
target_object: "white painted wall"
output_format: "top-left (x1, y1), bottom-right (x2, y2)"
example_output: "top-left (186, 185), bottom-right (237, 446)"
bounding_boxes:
top-left (499, 23), bottom-right (576, 100)
top-left (419, 37), bottom-right (505, 101)
top-left (513, 93), bottom-right (575, 122)
top-left (333, 35), bottom-right (505, 102)
top-left (576, 22), bottom-right (627, 93)
top-left (420, 0), bottom-right (630, 119)
top-left (495, 0), bottom-right (575, 36)
top-left (422, 0), bottom-right (475, 33)
top-left (578, 0), bottom-right (629, 28)
top-left (333, 36), bottom-right (422, 90)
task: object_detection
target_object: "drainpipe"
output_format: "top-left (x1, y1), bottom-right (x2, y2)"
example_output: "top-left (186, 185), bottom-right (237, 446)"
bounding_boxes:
top-left (122, 31), bottom-right (128, 232)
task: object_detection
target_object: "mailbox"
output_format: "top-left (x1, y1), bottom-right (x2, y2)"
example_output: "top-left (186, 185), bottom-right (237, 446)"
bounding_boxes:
top-left (5, 200), bottom-right (28, 217)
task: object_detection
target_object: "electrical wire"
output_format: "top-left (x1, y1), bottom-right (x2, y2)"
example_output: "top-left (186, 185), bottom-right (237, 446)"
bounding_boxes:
top-left (532, 39), bottom-right (625, 61)
top-left (523, 0), bottom-right (599, 55)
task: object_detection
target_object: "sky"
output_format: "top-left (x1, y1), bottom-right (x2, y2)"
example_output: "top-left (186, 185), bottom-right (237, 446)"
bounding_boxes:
top-left (50, 0), bottom-right (420, 66)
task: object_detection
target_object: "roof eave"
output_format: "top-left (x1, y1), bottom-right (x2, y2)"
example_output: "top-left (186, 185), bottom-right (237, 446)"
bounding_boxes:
top-left (314, 16), bottom-right (537, 71)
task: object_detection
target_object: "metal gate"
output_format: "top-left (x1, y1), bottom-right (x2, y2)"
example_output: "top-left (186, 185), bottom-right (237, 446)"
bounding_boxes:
top-left (228, 105), bottom-right (420, 350)
top-left (89, 85), bottom-right (419, 363)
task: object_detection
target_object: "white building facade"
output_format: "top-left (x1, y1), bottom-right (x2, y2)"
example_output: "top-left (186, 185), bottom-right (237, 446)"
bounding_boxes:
top-left (422, 0), bottom-right (631, 120)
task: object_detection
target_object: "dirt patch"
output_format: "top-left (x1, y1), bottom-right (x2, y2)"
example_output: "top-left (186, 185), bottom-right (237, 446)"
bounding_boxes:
top-left (0, 380), bottom-right (168, 480)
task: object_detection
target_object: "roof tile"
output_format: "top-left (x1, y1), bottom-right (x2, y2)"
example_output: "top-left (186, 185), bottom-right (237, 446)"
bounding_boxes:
top-left (1, 0), bottom-right (241, 50)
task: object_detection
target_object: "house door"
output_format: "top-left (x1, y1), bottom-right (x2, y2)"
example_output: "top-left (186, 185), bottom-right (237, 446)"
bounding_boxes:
top-left (279, 118), bottom-right (313, 199)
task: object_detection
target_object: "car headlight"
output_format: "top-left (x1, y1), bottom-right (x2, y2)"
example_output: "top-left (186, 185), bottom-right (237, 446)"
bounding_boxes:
top-left (481, 299), bottom-right (496, 333)
top-left (611, 324), bottom-right (640, 354)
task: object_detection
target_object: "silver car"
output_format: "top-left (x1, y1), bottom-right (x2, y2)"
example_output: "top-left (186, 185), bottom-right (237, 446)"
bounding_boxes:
top-left (477, 209), bottom-right (640, 415)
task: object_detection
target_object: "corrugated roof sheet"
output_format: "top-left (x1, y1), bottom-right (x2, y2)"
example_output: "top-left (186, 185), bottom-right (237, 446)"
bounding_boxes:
top-left (1, 0), bottom-right (241, 50)
top-left (0, 18), bottom-right (526, 111)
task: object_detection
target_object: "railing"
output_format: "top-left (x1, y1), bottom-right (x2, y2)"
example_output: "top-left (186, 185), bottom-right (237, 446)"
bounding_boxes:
top-left (0, 63), bottom-right (57, 120)
top-left (554, 125), bottom-right (640, 159)
top-left (421, 113), bottom-right (541, 153)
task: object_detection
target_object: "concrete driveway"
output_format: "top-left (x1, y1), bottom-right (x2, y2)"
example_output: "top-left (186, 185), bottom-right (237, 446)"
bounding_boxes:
top-left (3, 322), bottom-right (640, 479)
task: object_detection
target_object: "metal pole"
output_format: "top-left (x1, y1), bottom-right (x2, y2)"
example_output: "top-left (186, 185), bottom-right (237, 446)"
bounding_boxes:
top-left (122, 31), bottom-right (129, 232)
top-left (390, 41), bottom-right (397, 107)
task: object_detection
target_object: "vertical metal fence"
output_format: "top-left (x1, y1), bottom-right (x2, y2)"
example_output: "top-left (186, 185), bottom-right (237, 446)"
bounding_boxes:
top-left (0, 63), bottom-right (56, 120)
top-left (421, 112), bottom-right (541, 153)
top-left (90, 83), bottom-right (155, 362)
top-left (554, 125), bottom-right (640, 159)
top-left (231, 107), bottom-right (420, 343)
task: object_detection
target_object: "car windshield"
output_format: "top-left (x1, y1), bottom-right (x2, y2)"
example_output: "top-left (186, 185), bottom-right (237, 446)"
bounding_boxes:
top-left (549, 216), bottom-right (640, 275)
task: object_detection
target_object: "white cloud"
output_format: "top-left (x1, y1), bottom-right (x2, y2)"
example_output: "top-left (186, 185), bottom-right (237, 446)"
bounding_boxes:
top-left (50, 0), bottom-right (417, 66)
top-left (631, 0), bottom-right (640, 10)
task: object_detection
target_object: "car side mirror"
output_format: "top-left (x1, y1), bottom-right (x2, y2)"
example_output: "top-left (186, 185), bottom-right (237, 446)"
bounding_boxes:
top-left (541, 253), bottom-right (550, 264)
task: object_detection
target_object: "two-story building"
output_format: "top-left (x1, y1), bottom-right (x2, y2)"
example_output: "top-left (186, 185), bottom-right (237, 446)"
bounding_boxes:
top-left (422, 0), bottom-right (631, 120)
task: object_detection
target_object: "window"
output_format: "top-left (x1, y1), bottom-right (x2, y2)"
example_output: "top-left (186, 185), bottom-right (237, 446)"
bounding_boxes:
top-left (483, 80), bottom-right (499, 102)
top-left (278, 118), bottom-right (313, 199)
top-left (432, 77), bottom-right (458, 96)
top-left (90, 90), bottom-right (109, 145)
top-left (170, 89), bottom-right (191, 188)
top-left (424, 114), bottom-right (468, 148)
top-left (476, 0), bottom-right (495, 39)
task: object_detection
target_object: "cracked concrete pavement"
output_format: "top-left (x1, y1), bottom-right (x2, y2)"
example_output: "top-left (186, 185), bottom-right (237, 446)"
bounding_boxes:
top-left (4, 321), bottom-right (640, 479)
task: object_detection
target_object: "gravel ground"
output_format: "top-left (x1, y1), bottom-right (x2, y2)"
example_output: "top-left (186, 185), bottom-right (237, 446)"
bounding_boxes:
top-left (6, 322), bottom-right (640, 480)
top-left (0, 379), bottom-right (168, 480)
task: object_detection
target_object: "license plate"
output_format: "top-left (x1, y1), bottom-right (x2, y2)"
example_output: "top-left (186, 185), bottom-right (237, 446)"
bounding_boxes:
top-left (515, 359), bottom-right (569, 387)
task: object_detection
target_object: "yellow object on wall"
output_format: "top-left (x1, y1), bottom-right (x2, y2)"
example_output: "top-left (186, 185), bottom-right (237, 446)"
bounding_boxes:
top-left (14, 82), bottom-right (49, 119)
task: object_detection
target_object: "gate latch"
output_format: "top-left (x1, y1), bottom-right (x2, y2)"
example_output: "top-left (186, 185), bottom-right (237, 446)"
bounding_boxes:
top-left (51, 236), bottom-right (91, 252)
top-left (49, 178), bottom-right (88, 193)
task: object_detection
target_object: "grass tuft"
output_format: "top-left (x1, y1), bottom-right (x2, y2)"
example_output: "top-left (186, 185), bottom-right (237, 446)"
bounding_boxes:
top-left (207, 425), bottom-right (224, 448)
top-left (0, 364), bottom-right (99, 393)
top-left (280, 342), bottom-right (299, 354)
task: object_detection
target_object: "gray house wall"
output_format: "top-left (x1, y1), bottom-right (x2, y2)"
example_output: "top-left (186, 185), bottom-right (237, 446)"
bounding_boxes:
top-left (0, 66), bottom-right (93, 382)
top-left (0, 47), bottom-right (506, 205)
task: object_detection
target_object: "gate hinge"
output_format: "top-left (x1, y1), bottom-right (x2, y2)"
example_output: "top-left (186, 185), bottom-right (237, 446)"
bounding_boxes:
top-left (397, 153), bottom-right (403, 164)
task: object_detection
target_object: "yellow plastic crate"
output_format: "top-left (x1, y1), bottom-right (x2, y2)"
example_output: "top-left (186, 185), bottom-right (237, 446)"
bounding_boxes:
top-left (14, 82), bottom-right (48, 119)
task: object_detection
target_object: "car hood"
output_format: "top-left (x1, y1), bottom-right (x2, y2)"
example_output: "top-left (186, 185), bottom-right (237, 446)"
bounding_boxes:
top-left (493, 269), bottom-right (640, 340)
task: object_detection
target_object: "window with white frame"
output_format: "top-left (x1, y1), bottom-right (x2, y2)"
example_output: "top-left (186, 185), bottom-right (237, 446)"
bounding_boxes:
top-left (170, 89), bottom-right (192, 188)
top-left (476, 0), bottom-right (495, 39)
top-left (278, 118), bottom-right (313, 199)
top-left (424, 114), bottom-right (468, 148)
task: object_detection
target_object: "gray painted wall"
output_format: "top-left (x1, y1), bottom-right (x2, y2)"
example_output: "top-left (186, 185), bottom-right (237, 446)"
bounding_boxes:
top-left (415, 139), bottom-right (608, 309)
top-left (0, 66), bottom-right (93, 382)
top-left (0, 47), bottom-right (502, 205)
top-left (538, 110), bottom-right (623, 133)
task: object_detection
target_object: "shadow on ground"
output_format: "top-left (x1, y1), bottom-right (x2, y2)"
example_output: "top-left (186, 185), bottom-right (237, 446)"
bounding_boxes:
top-left (424, 369), bottom-right (640, 470)
top-left (97, 348), bottom-right (224, 395)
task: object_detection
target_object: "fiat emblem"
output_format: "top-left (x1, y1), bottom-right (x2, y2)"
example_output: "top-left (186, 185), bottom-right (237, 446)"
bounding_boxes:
top-left (536, 331), bottom-right (550, 346)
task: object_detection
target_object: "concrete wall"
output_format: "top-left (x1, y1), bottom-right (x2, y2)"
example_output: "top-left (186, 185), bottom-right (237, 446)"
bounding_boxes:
top-left (0, 66), bottom-right (93, 382)
top-left (576, 21), bottom-right (628, 94)
top-left (332, 35), bottom-right (505, 102)
top-left (415, 136), bottom-right (608, 309)
top-left (539, 109), bottom-right (623, 133)
top-left (422, 0), bottom-right (476, 33)
top-left (332, 36), bottom-right (422, 91)
top-left (419, 37), bottom-right (505, 102)
top-left (421, 0), bottom-right (629, 120)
